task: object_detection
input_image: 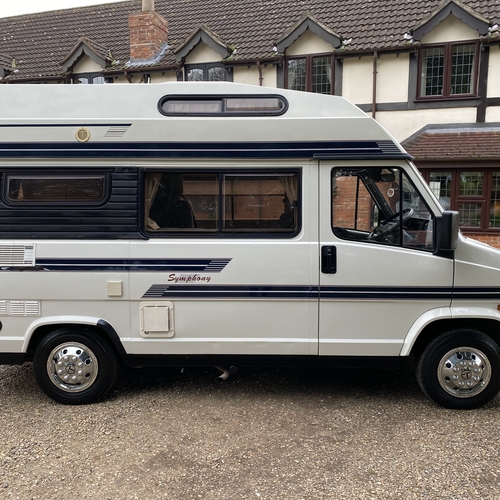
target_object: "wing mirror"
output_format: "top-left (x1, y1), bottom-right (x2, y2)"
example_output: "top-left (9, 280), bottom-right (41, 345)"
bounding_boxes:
top-left (438, 210), bottom-right (459, 252)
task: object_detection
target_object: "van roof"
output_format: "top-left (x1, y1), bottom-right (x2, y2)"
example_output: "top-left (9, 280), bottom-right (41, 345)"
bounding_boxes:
top-left (0, 82), bottom-right (410, 160)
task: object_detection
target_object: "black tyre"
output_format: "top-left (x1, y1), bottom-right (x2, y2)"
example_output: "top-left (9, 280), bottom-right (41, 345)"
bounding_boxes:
top-left (417, 330), bottom-right (500, 409)
top-left (33, 328), bottom-right (119, 405)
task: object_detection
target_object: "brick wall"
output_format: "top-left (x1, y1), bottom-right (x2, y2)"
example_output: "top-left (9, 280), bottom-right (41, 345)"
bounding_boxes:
top-left (465, 233), bottom-right (500, 248)
top-left (333, 176), bottom-right (389, 232)
top-left (128, 11), bottom-right (168, 61)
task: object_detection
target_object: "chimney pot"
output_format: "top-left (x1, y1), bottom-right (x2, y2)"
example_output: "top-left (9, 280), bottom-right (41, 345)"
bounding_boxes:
top-left (143, 0), bottom-right (154, 11)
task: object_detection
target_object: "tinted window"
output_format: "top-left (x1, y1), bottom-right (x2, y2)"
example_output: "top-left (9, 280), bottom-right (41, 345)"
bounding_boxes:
top-left (5, 175), bottom-right (106, 204)
top-left (145, 171), bottom-right (299, 235)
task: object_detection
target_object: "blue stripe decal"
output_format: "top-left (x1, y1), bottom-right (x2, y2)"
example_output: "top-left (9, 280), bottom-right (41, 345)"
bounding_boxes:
top-left (141, 285), bottom-right (455, 300)
top-left (320, 286), bottom-right (453, 300)
top-left (452, 287), bottom-right (500, 300)
top-left (0, 140), bottom-right (410, 160)
top-left (143, 285), bottom-right (318, 299)
top-left (35, 258), bottom-right (231, 272)
top-left (141, 284), bottom-right (500, 300)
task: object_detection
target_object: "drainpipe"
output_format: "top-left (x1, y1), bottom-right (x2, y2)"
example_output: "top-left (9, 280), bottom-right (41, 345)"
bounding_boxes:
top-left (372, 51), bottom-right (378, 119)
top-left (256, 60), bottom-right (263, 86)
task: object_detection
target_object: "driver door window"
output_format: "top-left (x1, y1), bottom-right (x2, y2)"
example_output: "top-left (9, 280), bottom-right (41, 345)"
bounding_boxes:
top-left (332, 167), bottom-right (435, 251)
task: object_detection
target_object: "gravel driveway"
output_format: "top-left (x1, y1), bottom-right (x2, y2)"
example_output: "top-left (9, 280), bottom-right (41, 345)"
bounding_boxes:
top-left (1, 362), bottom-right (499, 499)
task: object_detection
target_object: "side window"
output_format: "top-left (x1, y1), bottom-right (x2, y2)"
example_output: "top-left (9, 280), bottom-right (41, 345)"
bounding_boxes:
top-left (146, 173), bottom-right (218, 232)
top-left (223, 174), bottom-right (297, 232)
top-left (145, 171), bottom-right (299, 236)
top-left (332, 167), bottom-right (435, 251)
top-left (4, 174), bottom-right (107, 205)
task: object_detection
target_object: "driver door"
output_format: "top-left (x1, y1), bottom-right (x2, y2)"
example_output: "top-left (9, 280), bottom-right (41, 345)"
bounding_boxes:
top-left (318, 161), bottom-right (454, 356)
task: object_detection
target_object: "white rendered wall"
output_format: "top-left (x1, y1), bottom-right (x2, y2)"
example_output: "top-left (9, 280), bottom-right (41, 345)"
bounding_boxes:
top-left (342, 56), bottom-right (373, 104)
top-left (233, 64), bottom-right (277, 87)
top-left (486, 108), bottom-right (500, 122)
top-left (150, 72), bottom-right (178, 83)
top-left (72, 56), bottom-right (103, 73)
top-left (377, 107), bottom-right (478, 143)
top-left (285, 29), bottom-right (335, 56)
top-left (185, 43), bottom-right (222, 64)
top-left (488, 47), bottom-right (500, 99)
top-left (376, 53), bottom-right (409, 103)
top-left (420, 13), bottom-right (479, 44)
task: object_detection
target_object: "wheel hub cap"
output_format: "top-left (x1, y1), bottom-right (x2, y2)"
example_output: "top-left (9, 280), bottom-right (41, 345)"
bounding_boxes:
top-left (437, 347), bottom-right (491, 398)
top-left (47, 342), bottom-right (98, 393)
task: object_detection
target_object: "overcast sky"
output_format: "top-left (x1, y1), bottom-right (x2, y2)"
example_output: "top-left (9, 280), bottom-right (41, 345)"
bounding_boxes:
top-left (0, 0), bottom-right (129, 18)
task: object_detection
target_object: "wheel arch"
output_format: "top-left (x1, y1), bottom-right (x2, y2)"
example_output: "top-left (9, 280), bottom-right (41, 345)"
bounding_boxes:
top-left (407, 317), bottom-right (500, 360)
top-left (24, 317), bottom-right (126, 361)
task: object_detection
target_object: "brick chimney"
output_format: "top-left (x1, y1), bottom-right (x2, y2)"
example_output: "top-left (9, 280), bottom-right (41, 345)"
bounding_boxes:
top-left (129, 0), bottom-right (168, 61)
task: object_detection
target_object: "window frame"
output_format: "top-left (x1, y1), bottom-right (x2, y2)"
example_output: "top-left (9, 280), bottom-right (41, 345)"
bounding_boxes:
top-left (143, 169), bottom-right (302, 239)
top-left (2, 171), bottom-right (110, 207)
top-left (158, 94), bottom-right (288, 117)
top-left (184, 63), bottom-right (233, 82)
top-left (284, 53), bottom-right (334, 95)
top-left (421, 166), bottom-right (500, 233)
top-left (417, 40), bottom-right (479, 101)
top-left (331, 166), bottom-right (436, 252)
top-left (70, 72), bottom-right (111, 84)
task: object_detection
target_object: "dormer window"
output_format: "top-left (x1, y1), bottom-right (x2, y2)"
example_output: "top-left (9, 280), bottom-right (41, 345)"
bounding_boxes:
top-left (72, 72), bottom-right (107, 84)
top-left (185, 64), bottom-right (232, 82)
top-left (285, 55), bottom-right (333, 94)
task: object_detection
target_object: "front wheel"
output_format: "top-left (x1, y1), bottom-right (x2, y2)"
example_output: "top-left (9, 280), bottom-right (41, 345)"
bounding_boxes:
top-left (417, 330), bottom-right (500, 409)
top-left (33, 328), bottom-right (119, 405)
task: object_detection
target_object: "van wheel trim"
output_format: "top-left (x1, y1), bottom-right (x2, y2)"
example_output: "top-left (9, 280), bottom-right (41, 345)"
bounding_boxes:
top-left (437, 346), bottom-right (491, 399)
top-left (46, 341), bottom-right (99, 393)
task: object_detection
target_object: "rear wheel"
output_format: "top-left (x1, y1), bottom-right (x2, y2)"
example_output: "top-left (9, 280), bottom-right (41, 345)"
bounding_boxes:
top-left (33, 328), bottom-right (118, 405)
top-left (417, 330), bottom-right (500, 409)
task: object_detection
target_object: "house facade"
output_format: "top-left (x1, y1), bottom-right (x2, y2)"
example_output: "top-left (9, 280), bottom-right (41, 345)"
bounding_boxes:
top-left (1, 0), bottom-right (499, 245)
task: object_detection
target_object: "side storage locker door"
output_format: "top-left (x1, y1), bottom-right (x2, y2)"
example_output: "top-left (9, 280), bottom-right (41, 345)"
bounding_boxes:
top-left (318, 161), bottom-right (454, 356)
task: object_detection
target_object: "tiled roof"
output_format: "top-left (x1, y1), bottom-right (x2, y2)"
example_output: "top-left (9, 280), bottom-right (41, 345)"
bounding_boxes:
top-left (403, 125), bottom-right (500, 161)
top-left (0, 0), bottom-right (499, 81)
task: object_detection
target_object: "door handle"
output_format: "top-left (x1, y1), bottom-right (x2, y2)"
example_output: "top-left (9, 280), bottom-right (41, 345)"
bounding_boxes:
top-left (321, 246), bottom-right (337, 274)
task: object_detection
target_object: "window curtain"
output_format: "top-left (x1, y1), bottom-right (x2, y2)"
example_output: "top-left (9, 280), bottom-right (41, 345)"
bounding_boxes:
top-left (280, 175), bottom-right (297, 206)
top-left (145, 173), bottom-right (162, 229)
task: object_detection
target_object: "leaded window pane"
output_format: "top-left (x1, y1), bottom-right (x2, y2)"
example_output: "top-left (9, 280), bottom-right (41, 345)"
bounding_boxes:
top-left (451, 44), bottom-right (475, 95)
top-left (208, 67), bottom-right (227, 82)
top-left (421, 47), bottom-right (444, 96)
top-left (459, 203), bottom-right (482, 227)
top-left (187, 68), bottom-right (204, 81)
top-left (429, 172), bottom-right (451, 210)
top-left (287, 59), bottom-right (306, 92)
top-left (490, 172), bottom-right (500, 228)
top-left (459, 172), bottom-right (483, 196)
top-left (312, 57), bottom-right (331, 94)
top-left (74, 77), bottom-right (89, 84)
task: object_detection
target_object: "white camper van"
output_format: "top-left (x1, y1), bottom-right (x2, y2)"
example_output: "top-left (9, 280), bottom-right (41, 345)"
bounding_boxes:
top-left (0, 82), bottom-right (499, 409)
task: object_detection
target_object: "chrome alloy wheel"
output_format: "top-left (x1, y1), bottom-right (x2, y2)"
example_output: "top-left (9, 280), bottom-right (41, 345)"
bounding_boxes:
top-left (46, 342), bottom-right (99, 393)
top-left (437, 347), bottom-right (491, 399)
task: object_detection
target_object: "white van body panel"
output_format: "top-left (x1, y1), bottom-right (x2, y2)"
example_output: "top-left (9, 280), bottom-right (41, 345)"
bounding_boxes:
top-left (318, 160), bottom-right (454, 356)
top-left (400, 307), bottom-right (453, 356)
top-left (0, 82), bottom-right (500, 368)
